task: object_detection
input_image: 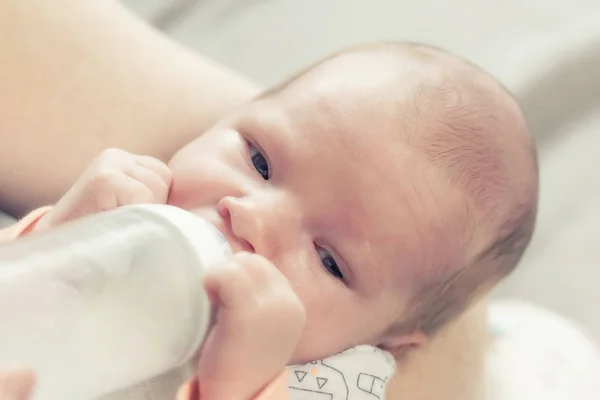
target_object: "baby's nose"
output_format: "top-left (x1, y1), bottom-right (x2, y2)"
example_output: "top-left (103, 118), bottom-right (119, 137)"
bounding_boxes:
top-left (217, 197), bottom-right (256, 253)
top-left (216, 195), bottom-right (299, 258)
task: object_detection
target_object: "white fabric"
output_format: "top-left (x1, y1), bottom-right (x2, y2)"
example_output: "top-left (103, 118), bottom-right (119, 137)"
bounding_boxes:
top-left (288, 345), bottom-right (396, 400)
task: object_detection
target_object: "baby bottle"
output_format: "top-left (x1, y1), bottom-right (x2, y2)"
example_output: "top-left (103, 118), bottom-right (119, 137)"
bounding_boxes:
top-left (0, 204), bottom-right (230, 400)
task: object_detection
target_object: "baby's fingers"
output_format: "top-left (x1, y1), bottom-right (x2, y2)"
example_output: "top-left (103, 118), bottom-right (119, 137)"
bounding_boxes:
top-left (203, 267), bottom-right (249, 311)
top-left (203, 253), bottom-right (272, 309)
top-left (135, 156), bottom-right (172, 187)
top-left (203, 265), bottom-right (252, 311)
top-left (124, 163), bottom-right (171, 204)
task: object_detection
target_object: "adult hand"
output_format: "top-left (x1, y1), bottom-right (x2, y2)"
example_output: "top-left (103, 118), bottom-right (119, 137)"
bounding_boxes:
top-left (0, 369), bottom-right (34, 400)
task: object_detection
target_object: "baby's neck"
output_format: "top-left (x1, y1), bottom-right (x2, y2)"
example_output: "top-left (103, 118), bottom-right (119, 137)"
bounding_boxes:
top-left (387, 297), bottom-right (491, 400)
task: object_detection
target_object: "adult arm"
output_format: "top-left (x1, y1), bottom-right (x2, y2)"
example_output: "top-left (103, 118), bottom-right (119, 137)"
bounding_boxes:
top-left (0, 0), bottom-right (260, 216)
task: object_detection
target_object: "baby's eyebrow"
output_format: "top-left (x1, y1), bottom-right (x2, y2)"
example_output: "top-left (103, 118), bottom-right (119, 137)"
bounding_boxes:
top-left (238, 115), bottom-right (291, 155)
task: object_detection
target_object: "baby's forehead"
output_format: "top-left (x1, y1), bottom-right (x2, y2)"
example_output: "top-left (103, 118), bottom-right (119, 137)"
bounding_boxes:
top-left (272, 51), bottom-right (424, 111)
top-left (251, 45), bottom-right (525, 295)
top-left (239, 104), bottom-right (468, 301)
top-left (263, 86), bottom-right (409, 152)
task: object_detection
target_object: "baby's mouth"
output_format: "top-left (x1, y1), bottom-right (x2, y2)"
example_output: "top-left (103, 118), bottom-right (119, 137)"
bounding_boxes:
top-left (213, 222), bottom-right (254, 253)
top-left (191, 208), bottom-right (253, 253)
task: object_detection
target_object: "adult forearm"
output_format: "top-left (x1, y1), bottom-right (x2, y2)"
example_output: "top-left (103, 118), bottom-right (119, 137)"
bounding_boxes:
top-left (0, 0), bottom-right (259, 216)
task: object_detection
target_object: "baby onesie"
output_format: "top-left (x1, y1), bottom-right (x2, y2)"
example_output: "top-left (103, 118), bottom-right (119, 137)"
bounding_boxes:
top-left (288, 345), bottom-right (396, 400)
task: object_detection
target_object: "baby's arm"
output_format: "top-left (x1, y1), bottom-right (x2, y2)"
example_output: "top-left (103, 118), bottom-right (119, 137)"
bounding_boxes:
top-left (0, 0), bottom-right (260, 217)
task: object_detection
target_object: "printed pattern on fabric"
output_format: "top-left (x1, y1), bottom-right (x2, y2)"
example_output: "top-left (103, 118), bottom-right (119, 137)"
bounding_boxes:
top-left (287, 345), bottom-right (395, 400)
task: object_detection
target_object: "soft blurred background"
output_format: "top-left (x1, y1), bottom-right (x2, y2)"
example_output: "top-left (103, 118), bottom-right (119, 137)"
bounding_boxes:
top-left (120, 0), bottom-right (600, 339)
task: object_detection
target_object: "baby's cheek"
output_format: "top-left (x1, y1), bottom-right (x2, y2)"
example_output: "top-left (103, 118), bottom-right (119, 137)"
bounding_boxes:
top-left (167, 170), bottom-right (205, 209)
top-left (167, 156), bottom-right (225, 209)
top-left (291, 290), bottom-right (358, 362)
top-left (292, 315), bottom-right (354, 364)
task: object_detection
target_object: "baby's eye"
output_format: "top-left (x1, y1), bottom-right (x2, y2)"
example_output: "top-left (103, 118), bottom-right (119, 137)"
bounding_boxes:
top-left (317, 246), bottom-right (343, 280)
top-left (249, 144), bottom-right (269, 180)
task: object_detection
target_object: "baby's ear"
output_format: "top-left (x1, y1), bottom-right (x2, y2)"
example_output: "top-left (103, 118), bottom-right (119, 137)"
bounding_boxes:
top-left (378, 330), bottom-right (427, 358)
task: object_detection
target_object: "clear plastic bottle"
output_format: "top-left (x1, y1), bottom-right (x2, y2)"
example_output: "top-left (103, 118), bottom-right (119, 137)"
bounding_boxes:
top-left (0, 204), bottom-right (231, 400)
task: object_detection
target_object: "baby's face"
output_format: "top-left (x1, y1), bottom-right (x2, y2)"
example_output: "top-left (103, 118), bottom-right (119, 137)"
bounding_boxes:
top-left (168, 53), bottom-right (464, 362)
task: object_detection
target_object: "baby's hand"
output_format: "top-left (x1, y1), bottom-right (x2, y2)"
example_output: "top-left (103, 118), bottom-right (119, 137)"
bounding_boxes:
top-left (36, 149), bottom-right (171, 231)
top-left (196, 252), bottom-right (306, 400)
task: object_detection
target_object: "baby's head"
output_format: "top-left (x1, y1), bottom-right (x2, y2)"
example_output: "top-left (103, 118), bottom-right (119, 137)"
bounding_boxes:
top-left (168, 42), bottom-right (538, 363)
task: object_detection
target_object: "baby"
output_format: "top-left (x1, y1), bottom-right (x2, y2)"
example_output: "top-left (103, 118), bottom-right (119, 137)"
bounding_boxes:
top-left (4, 42), bottom-right (538, 399)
